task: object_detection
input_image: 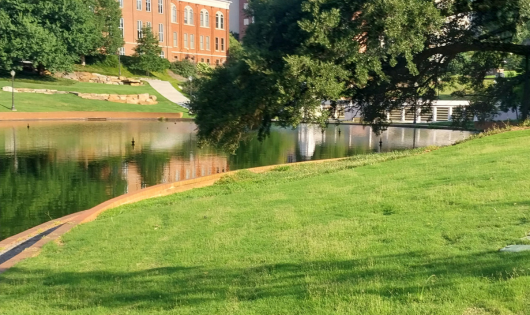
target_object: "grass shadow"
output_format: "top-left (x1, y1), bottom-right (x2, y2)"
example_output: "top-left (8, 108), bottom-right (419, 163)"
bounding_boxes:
top-left (1, 250), bottom-right (529, 311)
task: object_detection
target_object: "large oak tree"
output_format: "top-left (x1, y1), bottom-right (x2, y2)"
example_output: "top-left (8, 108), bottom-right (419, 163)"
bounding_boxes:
top-left (190, 0), bottom-right (530, 151)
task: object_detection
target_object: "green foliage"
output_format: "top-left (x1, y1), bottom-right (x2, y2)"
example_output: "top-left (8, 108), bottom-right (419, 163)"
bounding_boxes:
top-left (128, 26), bottom-right (169, 75)
top-left (192, 0), bottom-right (530, 150)
top-left (196, 62), bottom-right (212, 75)
top-left (170, 59), bottom-right (197, 78)
top-left (0, 0), bottom-right (123, 72)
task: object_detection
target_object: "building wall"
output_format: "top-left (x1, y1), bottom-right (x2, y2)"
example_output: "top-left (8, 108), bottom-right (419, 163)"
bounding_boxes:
top-left (120, 0), bottom-right (230, 64)
top-left (238, 0), bottom-right (248, 39)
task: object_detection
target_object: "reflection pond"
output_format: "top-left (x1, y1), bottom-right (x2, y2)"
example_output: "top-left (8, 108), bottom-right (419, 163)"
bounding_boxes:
top-left (0, 121), bottom-right (473, 240)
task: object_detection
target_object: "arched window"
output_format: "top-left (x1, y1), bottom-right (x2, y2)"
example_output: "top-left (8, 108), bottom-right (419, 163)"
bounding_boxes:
top-left (200, 10), bottom-right (209, 27)
top-left (184, 7), bottom-right (193, 25)
top-left (171, 5), bottom-right (177, 23)
top-left (216, 12), bottom-right (224, 29)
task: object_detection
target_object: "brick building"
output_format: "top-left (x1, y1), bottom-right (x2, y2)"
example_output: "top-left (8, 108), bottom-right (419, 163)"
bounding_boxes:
top-left (238, 0), bottom-right (250, 39)
top-left (119, 0), bottom-right (231, 65)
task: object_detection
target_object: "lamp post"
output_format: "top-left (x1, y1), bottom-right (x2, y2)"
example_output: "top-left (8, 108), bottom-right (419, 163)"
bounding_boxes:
top-left (10, 70), bottom-right (16, 111)
top-left (522, 39), bottom-right (530, 121)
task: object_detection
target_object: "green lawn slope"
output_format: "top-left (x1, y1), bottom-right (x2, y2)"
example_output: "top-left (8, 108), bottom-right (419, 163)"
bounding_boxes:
top-left (0, 76), bottom-right (189, 117)
top-left (1, 130), bottom-right (530, 314)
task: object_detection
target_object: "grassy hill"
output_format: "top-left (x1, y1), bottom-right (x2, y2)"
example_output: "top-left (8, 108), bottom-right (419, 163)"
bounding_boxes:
top-left (1, 130), bottom-right (529, 314)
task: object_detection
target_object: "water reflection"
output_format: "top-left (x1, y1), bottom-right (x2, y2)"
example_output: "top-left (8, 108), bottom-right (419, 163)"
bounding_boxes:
top-left (0, 121), bottom-right (472, 240)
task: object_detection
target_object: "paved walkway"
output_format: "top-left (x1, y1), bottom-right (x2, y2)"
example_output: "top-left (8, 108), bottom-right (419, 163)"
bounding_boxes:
top-left (143, 79), bottom-right (190, 109)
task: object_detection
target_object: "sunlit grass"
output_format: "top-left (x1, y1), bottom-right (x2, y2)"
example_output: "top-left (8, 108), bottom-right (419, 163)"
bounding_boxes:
top-left (1, 131), bottom-right (530, 314)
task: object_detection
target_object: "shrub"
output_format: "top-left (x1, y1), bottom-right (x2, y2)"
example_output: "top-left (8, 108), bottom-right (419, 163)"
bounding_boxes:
top-left (171, 59), bottom-right (196, 78)
top-left (196, 62), bottom-right (213, 75)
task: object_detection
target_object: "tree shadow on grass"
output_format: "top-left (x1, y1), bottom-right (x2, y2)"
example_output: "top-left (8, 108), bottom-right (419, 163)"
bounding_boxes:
top-left (0, 250), bottom-right (529, 311)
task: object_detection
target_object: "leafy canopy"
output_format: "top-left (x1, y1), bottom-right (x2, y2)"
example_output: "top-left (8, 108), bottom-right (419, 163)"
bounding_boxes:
top-left (0, 0), bottom-right (123, 72)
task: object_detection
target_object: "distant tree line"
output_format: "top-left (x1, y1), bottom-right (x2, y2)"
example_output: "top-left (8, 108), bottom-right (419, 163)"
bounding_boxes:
top-left (0, 0), bottom-right (123, 73)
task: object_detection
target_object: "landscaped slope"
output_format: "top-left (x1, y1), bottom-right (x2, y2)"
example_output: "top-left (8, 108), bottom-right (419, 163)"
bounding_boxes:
top-left (0, 79), bottom-right (189, 116)
top-left (1, 131), bottom-right (530, 314)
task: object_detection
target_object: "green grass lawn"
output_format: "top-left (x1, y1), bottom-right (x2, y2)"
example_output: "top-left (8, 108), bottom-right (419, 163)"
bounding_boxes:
top-left (0, 78), bottom-right (190, 117)
top-left (1, 130), bottom-right (530, 314)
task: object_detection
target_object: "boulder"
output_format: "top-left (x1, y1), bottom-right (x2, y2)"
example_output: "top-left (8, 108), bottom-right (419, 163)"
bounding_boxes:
top-left (138, 93), bottom-right (150, 101)
top-left (149, 95), bottom-right (157, 101)
top-left (2, 86), bottom-right (15, 92)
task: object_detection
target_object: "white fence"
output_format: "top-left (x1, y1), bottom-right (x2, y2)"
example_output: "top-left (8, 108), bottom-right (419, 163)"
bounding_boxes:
top-left (343, 100), bottom-right (518, 122)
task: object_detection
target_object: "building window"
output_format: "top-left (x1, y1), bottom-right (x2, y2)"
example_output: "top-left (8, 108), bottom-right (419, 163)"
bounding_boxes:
top-left (137, 20), bottom-right (143, 39)
top-left (216, 59), bottom-right (220, 65)
top-left (158, 24), bottom-right (163, 42)
top-left (119, 18), bottom-right (124, 37)
top-left (200, 35), bottom-right (203, 50)
top-left (244, 3), bottom-right (248, 9)
top-left (160, 51), bottom-right (165, 58)
top-left (173, 32), bottom-right (177, 47)
top-left (158, 0), bottom-right (163, 13)
top-left (184, 7), bottom-right (193, 25)
top-left (206, 36), bottom-right (210, 50)
top-left (174, 56), bottom-right (179, 60)
top-left (146, 21), bottom-right (151, 28)
top-left (206, 58), bottom-right (210, 65)
top-left (137, 0), bottom-right (142, 10)
top-left (244, 18), bottom-right (249, 25)
top-left (215, 37), bottom-right (218, 50)
top-left (119, 0), bottom-right (123, 8)
top-left (200, 10), bottom-right (209, 27)
top-left (252, 16), bottom-right (255, 23)
top-left (190, 34), bottom-right (194, 49)
top-left (216, 13), bottom-right (224, 29)
top-left (146, 0), bottom-right (151, 11)
top-left (184, 33), bottom-right (188, 48)
top-left (221, 38), bottom-right (224, 51)
top-left (171, 5), bottom-right (177, 23)
top-left (201, 58), bottom-right (204, 62)
top-left (119, 47), bottom-right (125, 55)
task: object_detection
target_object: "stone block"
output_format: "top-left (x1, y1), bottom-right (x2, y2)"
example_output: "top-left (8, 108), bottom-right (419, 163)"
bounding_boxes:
top-left (130, 83), bottom-right (141, 86)
top-left (138, 93), bottom-right (149, 101)
top-left (2, 86), bottom-right (15, 92)
top-left (108, 94), bottom-right (120, 102)
top-left (149, 95), bottom-right (157, 101)
top-left (126, 98), bottom-right (139, 105)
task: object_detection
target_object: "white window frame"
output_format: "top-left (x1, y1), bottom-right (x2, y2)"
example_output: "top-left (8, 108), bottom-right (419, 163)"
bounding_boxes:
top-left (160, 50), bottom-right (165, 58)
top-left (215, 37), bottom-right (218, 50)
top-left (206, 36), bottom-right (210, 50)
top-left (190, 34), bottom-right (194, 49)
top-left (146, 21), bottom-right (151, 28)
top-left (137, 0), bottom-right (142, 10)
top-left (171, 5), bottom-right (177, 23)
top-left (215, 12), bottom-right (224, 29)
top-left (200, 35), bottom-right (203, 50)
top-left (173, 32), bottom-right (178, 47)
top-left (146, 0), bottom-right (151, 12)
top-left (119, 0), bottom-right (123, 8)
top-left (243, 3), bottom-right (248, 9)
top-left (184, 7), bottom-right (193, 25)
top-left (158, 0), bottom-right (163, 14)
top-left (119, 18), bottom-right (124, 38)
top-left (243, 18), bottom-right (249, 26)
top-left (158, 24), bottom-right (164, 42)
top-left (200, 10), bottom-right (209, 27)
top-left (184, 33), bottom-right (188, 48)
top-left (137, 20), bottom-right (143, 39)
top-left (221, 37), bottom-right (224, 51)
top-left (119, 47), bottom-right (125, 55)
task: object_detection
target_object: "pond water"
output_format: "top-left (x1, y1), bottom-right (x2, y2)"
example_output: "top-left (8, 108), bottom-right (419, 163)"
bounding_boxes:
top-left (0, 121), bottom-right (472, 240)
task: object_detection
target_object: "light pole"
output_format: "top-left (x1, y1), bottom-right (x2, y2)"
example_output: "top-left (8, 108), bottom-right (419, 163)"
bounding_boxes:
top-left (10, 70), bottom-right (16, 111)
top-left (522, 39), bottom-right (530, 121)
